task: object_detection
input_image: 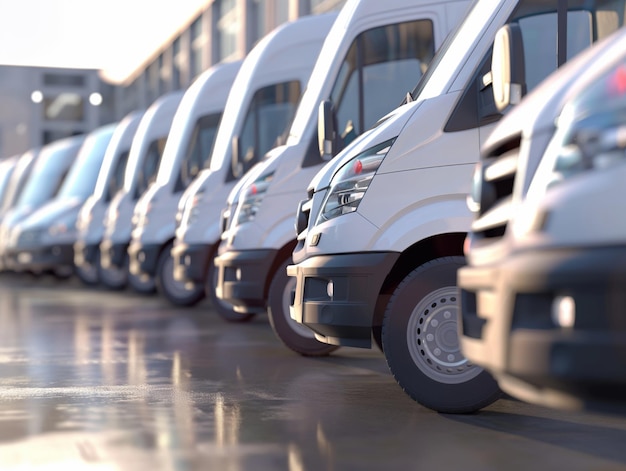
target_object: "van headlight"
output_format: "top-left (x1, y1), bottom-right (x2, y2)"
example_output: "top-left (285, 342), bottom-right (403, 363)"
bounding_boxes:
top-left (185, 189), bottom-right (205, 226)
top-left (547, 123), bottom-right (626, 188)
top-left (543, 63), bottom-right (626, 190)
top-left (317, 138), bottom-right (395, 224)
top-left (236, 172), bottom-right (274, 225)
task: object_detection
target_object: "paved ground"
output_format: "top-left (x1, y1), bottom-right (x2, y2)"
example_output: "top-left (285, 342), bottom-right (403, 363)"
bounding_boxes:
top-left (1, 273), bottom-right (626, 470)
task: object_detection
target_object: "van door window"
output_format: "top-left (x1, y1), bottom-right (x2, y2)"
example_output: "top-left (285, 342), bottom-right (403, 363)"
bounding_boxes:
top-left (511, 0), bottom-right (626, 93)
top-left (136, 138), bottom-right (166, 199)
top-left (447, 0), bottom-right (625, 133)
top-left (107, 150), bottom-right (129, 202)
top-left (233, 80), bottom-right (301, 177)
top-left (330, 20), bottom-right (435, 145)
top-left (177, 112), bottom-right (222, 192)
top-left (518, 11), bottom-right (591, 90)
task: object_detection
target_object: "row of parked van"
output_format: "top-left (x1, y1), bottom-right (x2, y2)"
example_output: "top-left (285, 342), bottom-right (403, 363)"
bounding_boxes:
top-left (1, 0), bottom-right (625, 415)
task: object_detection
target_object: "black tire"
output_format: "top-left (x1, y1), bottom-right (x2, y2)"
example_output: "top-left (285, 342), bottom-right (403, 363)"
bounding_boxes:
top-left (53, 265), bottom-right (74, 280)
top-left (156, 243), bottom-right (205, 307)
top-left (206, 258), bottom-right (255, 323)
top-left (267, 258), bottom-right (338, 357)
top-left (128, 269), bottom-right (156, 294)
top-left (382, 256), bottom-right (501, 414)
top-left (99, 253), bottom-right (128, 291)
top-left (75, 249), bottom-right (102, 287)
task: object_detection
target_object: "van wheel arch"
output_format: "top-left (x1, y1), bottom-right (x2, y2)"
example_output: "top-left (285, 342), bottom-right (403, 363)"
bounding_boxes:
top-left (372, 232), bottom-right (467, 338)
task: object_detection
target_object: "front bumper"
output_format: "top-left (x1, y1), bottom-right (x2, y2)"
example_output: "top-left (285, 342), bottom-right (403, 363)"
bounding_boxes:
top-left (459, 245), bottom-right (626, 409)
top-left (74, 240), bottom-right (99, 268)
top-left (288, 251), bottom-right (399, 348)
top-left (128, 241), bottom-right (161, 278)
top-left (214, 249), bottom-right (278, 314)
top-left (6, 243), bottom-right (74, 273)
top-left (100, 240), bottom-right (129, 269)
top-left (171, 242), bottom-right (213, 284)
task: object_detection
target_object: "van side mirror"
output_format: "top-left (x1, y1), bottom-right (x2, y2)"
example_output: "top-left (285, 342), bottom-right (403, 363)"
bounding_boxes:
top-left (231, 135), bottom-right (243, 178)
top-left (491, 24), bottom-right (526, 111)
top-left (318, 100), bottom-right (337, 160)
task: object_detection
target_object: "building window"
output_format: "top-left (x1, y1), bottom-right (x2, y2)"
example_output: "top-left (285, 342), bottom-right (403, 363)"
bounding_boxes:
top-left (42, 129), bottom-right (82, 145)
top-left (310, 0), bottom-right (346, 13)
top-left (172, 37), bottom-right (182, 90)
top-left (43, 93), bottom-right (85, 122)
top-left (251, 0), bottom-right (266, 44)
top-left (217, 0), bottom-right (239, 60)
top-left (190, 16), bottom-right (204, 79)
top-left (43, 73), bottom-right (85, 87)
top-left (274, 0), bottom-right (289, 24)
top-left (147, 61), bottom-right (160, 103)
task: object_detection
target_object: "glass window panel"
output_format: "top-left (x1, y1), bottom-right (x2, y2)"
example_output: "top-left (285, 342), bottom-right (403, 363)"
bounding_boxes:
top-left (43, 93), bottom-right (84, 122)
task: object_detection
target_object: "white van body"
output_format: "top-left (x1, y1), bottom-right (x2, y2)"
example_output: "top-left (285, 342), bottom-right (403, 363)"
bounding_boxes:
top-left (6, 124), bottom-right (115, 277)
top-left (99, 91), bottom-right (183, 292)
top-left (458, 29), bottom-right (626, 411)
top-left (169, 13), bottom-right (337, 307)
top-left (287, 0), bottom-right (625, 413)
top-left (73, 111), bottom-right (143, 285)
top-left (126, 61), bottom-right (242, 305)
top-left (0, 149), bottom-right (40, 223)
top-left (214, 0), bottom-right (471, 338)
top-left (0, 136), bottom-right (84, 270)
top-left (0, 156), bottom-right (19, 210)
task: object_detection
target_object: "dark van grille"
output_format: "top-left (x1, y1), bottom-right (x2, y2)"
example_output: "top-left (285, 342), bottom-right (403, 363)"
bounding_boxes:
top-left (472, 135), bottom-right (521, 240)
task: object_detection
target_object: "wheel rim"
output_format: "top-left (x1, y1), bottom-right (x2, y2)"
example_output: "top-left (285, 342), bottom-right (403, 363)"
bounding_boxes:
top-left (281, 275), bottom-right (315, 339)
top-left (406, 286), bottom-right (481, 385)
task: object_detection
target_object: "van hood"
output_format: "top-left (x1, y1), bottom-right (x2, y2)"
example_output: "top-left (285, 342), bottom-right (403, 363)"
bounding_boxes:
top-left (19, 197), bottom-right (83, 231)
top-left (226, 145), bottom-right (287, 206)
top-left (309, 101), bottom-right (418, 192)
top-left (1, 205), bottom-right (37, 230)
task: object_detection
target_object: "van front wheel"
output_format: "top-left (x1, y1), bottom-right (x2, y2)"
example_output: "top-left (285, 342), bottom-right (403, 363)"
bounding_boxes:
top-left (157, 243), bottom-right (205, 307)
top-left (268, 258), bottom-right (338, 357)
top-left (382, 256), bottom-right (501, 414)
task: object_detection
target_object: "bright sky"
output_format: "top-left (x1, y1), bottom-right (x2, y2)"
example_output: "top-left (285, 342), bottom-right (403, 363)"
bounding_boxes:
top-left (0, 0), bottom-right (209, 84)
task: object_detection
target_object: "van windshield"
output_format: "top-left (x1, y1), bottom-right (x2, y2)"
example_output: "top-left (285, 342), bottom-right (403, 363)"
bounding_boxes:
top-left (16, 140), bottom-right (81, 208)
top-left (57, 127), bottom-right (114, 200)
top-left (0, 162), bottom-right (15, 204)
top-left (2, 151), bottom-right (37, 213)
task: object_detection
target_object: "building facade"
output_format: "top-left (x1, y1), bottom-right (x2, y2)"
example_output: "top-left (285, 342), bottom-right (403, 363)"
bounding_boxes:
top-left (0, 0), bottom-right (345, 159)
top-left (0, 66), bottom-right (115, 159)
top-left (114, 0), bottom-right (346, 119)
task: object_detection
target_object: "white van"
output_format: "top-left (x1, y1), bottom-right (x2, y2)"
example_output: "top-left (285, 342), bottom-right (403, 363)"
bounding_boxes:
top-left (0, 155), bottom-right (22, 268)
top-left (0, 156), bottom-right (18, 208)
top-left (73, 111), bottom-right (144, 286)
top-left (214, 0), bottom-right (470, 332)
top-left (0, 136), bottom-right (84, 270)
top-left (458, 28), bottom-right (626, 411)
top-left (126, 61), bottom-right (242, 305)
top-left (0, 149), bottom-right (39, 222)
top-left (6, 124), bottom-right (115, 277)
top-left (168, 13), bottom-right (338, 306)
top-left (287, 0), bottom-right (625, 413)
top-left (99, 91), bottom-right (184, 292)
